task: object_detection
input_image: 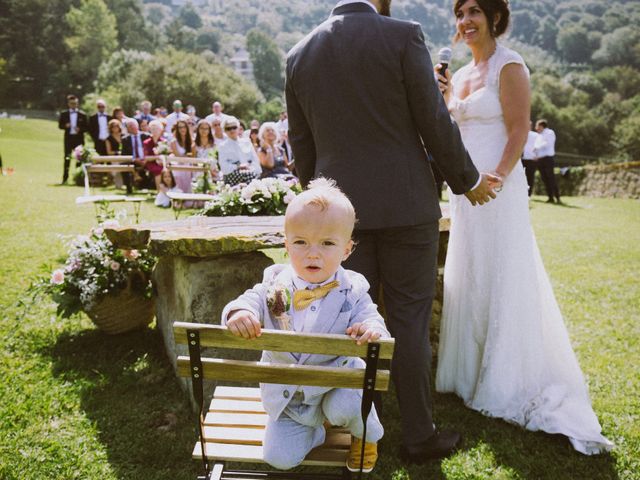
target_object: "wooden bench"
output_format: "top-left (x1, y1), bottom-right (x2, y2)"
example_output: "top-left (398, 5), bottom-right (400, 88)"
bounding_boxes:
top-left (173, 322), bottom-right (395, 480)
top-left (76, 161), bottom-right (144, 222)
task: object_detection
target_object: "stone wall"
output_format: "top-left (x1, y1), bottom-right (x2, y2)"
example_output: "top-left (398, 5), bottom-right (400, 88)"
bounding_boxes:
top-left (533, 161), bottom-right (640, 199)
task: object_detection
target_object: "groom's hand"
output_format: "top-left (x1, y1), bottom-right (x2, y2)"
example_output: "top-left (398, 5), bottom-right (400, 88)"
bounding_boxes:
top-left (465, 173), bottom-right (499, 206)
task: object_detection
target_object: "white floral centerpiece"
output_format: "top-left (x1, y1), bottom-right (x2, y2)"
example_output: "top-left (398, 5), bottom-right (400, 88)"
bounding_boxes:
top-left (198, 177), bottom-right (301, 217)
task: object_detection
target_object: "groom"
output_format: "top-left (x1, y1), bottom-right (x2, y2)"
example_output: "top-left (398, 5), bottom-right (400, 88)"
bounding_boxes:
top-left (285, 0), bottom-right (497, 463)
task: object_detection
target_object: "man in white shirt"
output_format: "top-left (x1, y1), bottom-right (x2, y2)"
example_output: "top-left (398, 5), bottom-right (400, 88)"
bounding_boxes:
top-left (534, 119), bottom-right (561, 203)
top-left (521, 121), bottom-right (539, 197)
top-left (204, 101), bottom-right (231, 126)
top-left (58, 94), bottom-right (88, 184)
top-left (164, 100), bottom-right (190, 137)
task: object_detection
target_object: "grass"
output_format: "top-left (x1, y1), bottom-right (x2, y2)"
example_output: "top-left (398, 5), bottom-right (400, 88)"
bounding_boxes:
top-left (0, 118), bottom-right (638, 479)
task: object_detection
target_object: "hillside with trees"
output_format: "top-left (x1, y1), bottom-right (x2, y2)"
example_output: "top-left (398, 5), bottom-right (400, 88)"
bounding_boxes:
top-left (0, 0), bottom-right (638, 159)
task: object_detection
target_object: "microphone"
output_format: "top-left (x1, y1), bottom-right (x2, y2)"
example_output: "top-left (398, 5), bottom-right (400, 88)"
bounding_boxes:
top-left (438, 47), bottom-right (452, 76)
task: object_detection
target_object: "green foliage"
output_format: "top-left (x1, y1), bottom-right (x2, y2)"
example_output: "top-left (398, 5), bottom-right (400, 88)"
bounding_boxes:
top-left (65, 0), bottom-right (118, 92)
top-left (178, 2), bottom-right (202, 29)
top-left (612, 112), bottom-right (640, 162)
top-left (93, 48), bottom-right (261, 120)
top-left (104, 0), bottom-right (155, 52)
top-left (246, 29), bottom-right (285, 100)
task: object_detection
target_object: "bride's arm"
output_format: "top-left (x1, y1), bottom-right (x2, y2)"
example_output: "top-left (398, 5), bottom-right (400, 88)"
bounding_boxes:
top-left (496, 63), bottom-right (530, 179)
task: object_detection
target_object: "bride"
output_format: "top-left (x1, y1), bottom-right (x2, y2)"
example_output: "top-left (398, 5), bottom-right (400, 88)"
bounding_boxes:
top-left (434, 0), bottom-right (612, 455)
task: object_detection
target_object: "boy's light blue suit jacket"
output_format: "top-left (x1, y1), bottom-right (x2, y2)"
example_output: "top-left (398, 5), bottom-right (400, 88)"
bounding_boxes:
top-left (221, 264), bottom-right (390, 421)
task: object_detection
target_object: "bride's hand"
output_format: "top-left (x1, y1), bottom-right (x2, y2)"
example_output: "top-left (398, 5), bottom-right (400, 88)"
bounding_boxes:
top-left (487, 171), bottom-right (504, 192)
top-left (434, 64), bottom-right (451, 95)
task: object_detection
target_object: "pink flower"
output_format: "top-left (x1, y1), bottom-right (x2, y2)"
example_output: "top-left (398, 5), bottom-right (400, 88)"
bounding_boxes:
top-left (51, 269), bottom-right (65, 285)
top-left (110, 261), bottom-right (121, 271)
top-left (123, 249), bottom-right (140, 260)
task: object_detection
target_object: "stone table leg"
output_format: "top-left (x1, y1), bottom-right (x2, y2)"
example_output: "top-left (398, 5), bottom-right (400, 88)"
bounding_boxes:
top-left (153, 251), bottom-right (274, 405)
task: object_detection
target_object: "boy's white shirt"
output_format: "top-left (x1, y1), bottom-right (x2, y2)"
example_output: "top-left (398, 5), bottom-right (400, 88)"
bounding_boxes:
top-left (221, 263), bottom-right (389, 420)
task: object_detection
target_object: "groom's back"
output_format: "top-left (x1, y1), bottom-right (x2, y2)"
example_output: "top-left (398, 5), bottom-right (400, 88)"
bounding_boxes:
top-left (286, 7), bottom-right (442, 229)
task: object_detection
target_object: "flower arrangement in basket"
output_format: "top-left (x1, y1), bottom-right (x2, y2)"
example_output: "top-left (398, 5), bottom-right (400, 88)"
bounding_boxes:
top-left (71, 145), bottom-right (97, 186)
top-left (198, 177), bottom-right (301, 217)
top-left (30, 215), bottom-right (157, 334)
top-left (73, 144), bottom-right (95, 166)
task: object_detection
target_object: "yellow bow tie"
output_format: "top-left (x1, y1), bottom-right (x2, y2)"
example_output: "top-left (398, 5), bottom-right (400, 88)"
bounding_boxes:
top-left (293, 280), bottom-right (340, 311)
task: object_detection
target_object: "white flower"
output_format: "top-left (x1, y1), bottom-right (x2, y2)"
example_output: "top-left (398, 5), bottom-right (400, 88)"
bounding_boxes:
top-left (110, 261), bottom-right (120, 271)
top-left (283, 191), bottom-right (296, 204)
top-left (51, 269), bottom-right (65, 285)
top-left (102, 220), bottom-right (119, 229)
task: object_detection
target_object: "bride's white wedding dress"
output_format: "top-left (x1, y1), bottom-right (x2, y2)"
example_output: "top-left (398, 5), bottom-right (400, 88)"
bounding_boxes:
top-left (435, 44), bottom-right (612, 455)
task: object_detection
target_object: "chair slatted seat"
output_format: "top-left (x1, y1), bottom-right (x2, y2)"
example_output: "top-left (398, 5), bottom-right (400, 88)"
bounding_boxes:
top-left (173, 322), bottom-right (394, 480)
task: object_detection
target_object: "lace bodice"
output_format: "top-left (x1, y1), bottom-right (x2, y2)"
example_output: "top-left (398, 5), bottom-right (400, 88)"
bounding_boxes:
top-left (449, 45), bottom-right (529, 126)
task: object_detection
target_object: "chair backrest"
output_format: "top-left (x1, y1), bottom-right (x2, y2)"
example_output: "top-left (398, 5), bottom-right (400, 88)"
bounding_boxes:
top-left (173, 322), bottom-right (394, 391)
top-left (91, 155), bottom-right (134, 164)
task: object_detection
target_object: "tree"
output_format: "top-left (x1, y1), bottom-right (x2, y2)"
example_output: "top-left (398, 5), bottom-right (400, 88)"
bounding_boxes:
top-left (179, 2), bottom-right (203, 29)
top-left (92, 48), bottom-right (262, 121)
top-left (592, 26), bottom-right (640, 69)
top-left (611, 110), bottom-right (640, 161)
top-left (556, 25), bottom-right (595, 64)
top-left (104, 0), bottom-right (155, 52)
top-left (65, 0), bottom-right (118, 94)
top-left (246, 29), bottom-right (284, 99)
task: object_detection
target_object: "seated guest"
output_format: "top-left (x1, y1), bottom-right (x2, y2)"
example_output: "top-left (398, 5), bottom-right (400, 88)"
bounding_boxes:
top-left (121, 118), bottom-right (151, 192)
top-left (217, 117), bottom-right (261, 185)
top-left (165, 99), bottom-right (190, 137)
top-left (143, 119), bottom-right (166, 190)
top-left (138, 118), bottom-right (150, 134)
top-left (112, 107), bottom-right (128, 137)
top-left (193, 119), bottom-right (219, 180)
top-left (170, 120), bottom-right (195, 193)
top-left (155, 168), bottom-right (182, 208)
top-left (248, 127), bottom-right (260, 151)
top-left (204, 101), bottom-right (230, 126)
top-left (211, 118), bottom-right (226, 143)
top-left (105, 119), bottom-right (123, 156)
top-left (258, 122), bottom-right (292, 178)
top-left (135, 100), bottom-right (155, 123)
top-left (88, 99), bottom-right (112, 155)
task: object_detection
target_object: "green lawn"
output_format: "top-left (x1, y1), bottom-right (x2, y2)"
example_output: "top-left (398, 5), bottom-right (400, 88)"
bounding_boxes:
top-left (0, 118), bottom-right (638, 479)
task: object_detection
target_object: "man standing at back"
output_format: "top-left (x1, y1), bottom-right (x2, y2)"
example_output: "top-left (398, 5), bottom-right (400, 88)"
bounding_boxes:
top-left (285, 0), bottom-right (497, 464)
top-left (58, 94), bottom-right (88, 184)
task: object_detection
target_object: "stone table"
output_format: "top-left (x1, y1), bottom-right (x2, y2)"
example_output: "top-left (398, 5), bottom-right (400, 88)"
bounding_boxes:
top-left (106, 211), bottom-right (450, 399)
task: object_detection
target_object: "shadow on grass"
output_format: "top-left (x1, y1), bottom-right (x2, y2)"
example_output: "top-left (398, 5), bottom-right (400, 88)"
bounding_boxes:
top-left (44, 326), bottom-right (200, 480)
top-left (374, 387), bottom-right (618, 480)
top-left (41, 326), bottom-right (619, 480)
top-left (531, 199), bottom-right (583, 209)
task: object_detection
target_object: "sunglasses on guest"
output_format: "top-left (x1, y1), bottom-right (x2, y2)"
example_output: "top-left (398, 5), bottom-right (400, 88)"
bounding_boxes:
top-left (225, 125), bottom-right (238, 131)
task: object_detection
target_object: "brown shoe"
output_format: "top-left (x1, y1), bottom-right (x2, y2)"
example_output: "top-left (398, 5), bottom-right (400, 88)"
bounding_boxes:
top-left (346, 436), bottom-right (378, 473)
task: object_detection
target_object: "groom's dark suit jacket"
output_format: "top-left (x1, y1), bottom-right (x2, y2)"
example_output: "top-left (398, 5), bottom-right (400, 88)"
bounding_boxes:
top-left (285, 2), bottom-right (479, 230)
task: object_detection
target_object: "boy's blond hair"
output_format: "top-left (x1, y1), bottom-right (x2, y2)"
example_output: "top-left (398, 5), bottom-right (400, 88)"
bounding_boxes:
top-left (285, 178), bottom-right (356, 235)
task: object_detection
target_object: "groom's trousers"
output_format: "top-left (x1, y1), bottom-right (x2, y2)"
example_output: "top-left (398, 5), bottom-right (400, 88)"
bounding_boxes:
top-left (344, 221), bottom-right (439, 449)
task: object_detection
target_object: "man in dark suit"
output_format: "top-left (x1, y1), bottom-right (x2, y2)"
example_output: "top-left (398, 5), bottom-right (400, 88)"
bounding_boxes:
top-left (88, 99), bottom-right (112, 156)
top-left (285, 0), bottom-right (497, 464)
top-left (58, 94), bottom-right (88, 183)
top-left (121, 118), bottom-right (151, 192)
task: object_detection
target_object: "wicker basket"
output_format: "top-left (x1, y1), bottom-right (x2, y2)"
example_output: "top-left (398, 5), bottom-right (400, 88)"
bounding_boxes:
top-left (85, 272), bottom-right (155, 335)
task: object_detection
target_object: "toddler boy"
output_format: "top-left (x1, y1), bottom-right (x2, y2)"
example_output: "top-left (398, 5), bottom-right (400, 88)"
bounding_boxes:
top-left (222, 178), bottom-right (389, 472)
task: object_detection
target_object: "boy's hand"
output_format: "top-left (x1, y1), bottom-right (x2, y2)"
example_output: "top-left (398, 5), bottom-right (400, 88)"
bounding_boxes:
top-left (227, 309), bottom-right (262, 339)
top-left (346, 323), bottom-right (382, 346)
